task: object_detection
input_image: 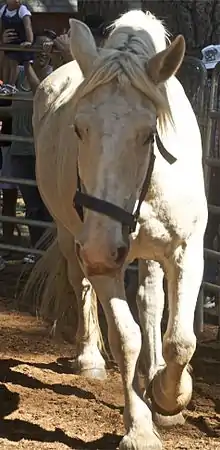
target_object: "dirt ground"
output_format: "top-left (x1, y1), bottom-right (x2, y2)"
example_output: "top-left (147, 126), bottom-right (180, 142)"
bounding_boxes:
top-left (0, 264), bottom-right (219, 449)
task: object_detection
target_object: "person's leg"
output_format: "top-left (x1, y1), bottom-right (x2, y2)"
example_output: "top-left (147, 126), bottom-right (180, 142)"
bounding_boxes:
top-left (11, 155), bottom-right (52, 248)
top-left (2, 56), bottom-right (19, 86)
top-left (0, 147), bottom-right (18, 243)
top-left (8, 60), bottom-right (19, 86)
top-left (2, 188), bottom-right (18, 241)
top-left (1, 56), bottom-right (9, 84)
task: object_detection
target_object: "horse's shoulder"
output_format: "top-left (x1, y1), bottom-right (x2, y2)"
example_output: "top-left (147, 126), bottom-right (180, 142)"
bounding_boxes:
top-left (33, 60), bottom-right (83, 131)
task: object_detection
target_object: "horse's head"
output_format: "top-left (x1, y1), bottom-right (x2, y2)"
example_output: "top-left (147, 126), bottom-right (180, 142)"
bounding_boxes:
top-left (70, 14), bottom-right (185, 276)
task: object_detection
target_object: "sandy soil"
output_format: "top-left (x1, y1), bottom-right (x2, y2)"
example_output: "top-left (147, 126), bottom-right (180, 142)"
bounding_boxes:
top-left (0, 265), bottom-right (219, 449)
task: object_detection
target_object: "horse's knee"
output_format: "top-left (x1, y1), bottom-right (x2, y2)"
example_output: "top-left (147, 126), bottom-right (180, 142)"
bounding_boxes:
top-left (108, 318), bottom-right (142, 365)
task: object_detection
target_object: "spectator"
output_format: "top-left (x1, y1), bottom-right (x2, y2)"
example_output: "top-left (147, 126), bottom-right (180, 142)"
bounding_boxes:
top-left (50, 33), bottom-right (72, 69)
top-left (1, 30), bottom-right (53, 264)
top-left (0, 0), bottom-right (34, 85)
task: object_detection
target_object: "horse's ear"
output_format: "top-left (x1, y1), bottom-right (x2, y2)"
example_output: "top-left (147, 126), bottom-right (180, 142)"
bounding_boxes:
top-left (69, 19), bottom-right (99, 76)
top-left (147, 35), bottom-right (185, 84)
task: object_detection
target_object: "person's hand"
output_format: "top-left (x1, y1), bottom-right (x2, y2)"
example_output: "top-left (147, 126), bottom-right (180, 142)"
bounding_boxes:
top-left (20, 41), bottom-right (32, 47)
top-left (2, 29), bottom-right (18, 44)
top-left (42, 40), bottom-right (53, 53)
top-left (54, 33), bottom-right (72, 63)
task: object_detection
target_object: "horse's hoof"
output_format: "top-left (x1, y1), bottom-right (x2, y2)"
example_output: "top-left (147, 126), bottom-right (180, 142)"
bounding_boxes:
top-left (119, 429), bottom-right (162, 450)
top-left (153, 411), bottom-right (185, 428)
top-left (149, 368), bottom-right (192, 416)
top-left (68, 358), bottom-right (107, 380)
top-left (143, 391), bottom-right (186, 427)
top-left (57, 355), bottom-right (107, 380)
top-left (78, 367), bottom-right (107, 380)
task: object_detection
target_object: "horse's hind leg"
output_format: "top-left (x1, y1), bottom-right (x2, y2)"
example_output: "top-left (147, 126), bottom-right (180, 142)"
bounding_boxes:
top-left (58, 225), bottom-right (106, 379)
top-left (150, 234), bottom-right (204, 415)
top-left (137, 260), bottom-right (185, 427)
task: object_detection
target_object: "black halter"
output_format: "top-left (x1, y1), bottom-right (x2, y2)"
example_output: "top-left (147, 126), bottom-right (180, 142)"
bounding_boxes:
top-left (73, 130), bottom-right (177, 234)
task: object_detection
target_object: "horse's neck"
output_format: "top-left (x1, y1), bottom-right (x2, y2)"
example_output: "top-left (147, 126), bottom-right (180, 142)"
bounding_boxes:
top-left (158, 76), bottom-right (201, 160)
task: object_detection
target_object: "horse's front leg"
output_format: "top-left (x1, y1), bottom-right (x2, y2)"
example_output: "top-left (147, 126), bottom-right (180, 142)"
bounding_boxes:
top-left (149, 234), bottom-right (204, 416)
top-left (92, 274), bottom-right (162, 450)
top-left (58, 225), bottom-right (106, 379)
top-left (137, 260), bottom-right (185, 427)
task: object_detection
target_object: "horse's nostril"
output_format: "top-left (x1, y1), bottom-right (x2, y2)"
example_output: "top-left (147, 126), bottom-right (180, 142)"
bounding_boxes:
top-left (114, 245), bottom-right (128, 265)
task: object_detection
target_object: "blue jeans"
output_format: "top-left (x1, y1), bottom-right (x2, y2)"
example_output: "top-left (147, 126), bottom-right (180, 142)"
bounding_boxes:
top-left (11, 155), bottom-right (52, 247)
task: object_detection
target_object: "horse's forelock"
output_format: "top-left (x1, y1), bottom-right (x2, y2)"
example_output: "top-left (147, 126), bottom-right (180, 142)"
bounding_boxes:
top-left (73, 10), bottom-right (173, 128)
top-left (74, 49), bottom-right (172, 130)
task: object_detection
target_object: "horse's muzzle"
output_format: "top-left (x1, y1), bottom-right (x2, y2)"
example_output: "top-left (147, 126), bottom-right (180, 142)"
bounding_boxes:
top-left (75, 240), bottom-right (129, 276)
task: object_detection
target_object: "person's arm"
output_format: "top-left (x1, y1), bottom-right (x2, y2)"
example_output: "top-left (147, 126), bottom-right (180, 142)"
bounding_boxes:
top-left (22, 16), bottom-right (33, 45)
top-left (0, 6), bottom-right (5, 40)
top-left (0, 18), bottom-right (3, 41)
top-left (53, 34), bottom-right (73, 64)
top-left (23, 62), bottom-right (40, 94)
top-left (19, 5), bottom-right (33, 46)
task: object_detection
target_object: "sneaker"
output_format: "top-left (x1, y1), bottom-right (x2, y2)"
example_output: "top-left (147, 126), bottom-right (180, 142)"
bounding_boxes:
top-left (204, 296), bottom-right (215, 309)
top-left (23, 254), bottom-right (36, 264)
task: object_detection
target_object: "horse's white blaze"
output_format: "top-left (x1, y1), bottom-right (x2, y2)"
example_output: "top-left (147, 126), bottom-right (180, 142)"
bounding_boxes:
top-left (33, 9), bottom-right (208, 449)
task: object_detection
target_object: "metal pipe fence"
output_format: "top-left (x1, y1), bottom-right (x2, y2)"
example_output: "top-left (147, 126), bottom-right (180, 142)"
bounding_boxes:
top-left (0, 44), bottom-right (60, 53)
top-left (202, 62), bottom-right (220, 339)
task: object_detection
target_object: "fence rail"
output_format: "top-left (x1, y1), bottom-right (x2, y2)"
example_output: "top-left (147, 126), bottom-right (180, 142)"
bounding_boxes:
top-left (0, 44), bottom-right (59, 53)
top-left (0, 135), bottom-right (34, 143)
top-left (205, 157), bottom-right (220, 167)
top-left (0, 213), bottom-right (55, 229)
top-left (0, 176), bottom-right (37, 186)
top-left (0, 242), bottom-right (44, 256)
top-left (0, 95), bottom-right (32, 102)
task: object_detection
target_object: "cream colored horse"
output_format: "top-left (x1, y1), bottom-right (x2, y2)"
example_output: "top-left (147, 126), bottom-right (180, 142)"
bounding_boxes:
top-left (30, 10), bottom-right (208, 450)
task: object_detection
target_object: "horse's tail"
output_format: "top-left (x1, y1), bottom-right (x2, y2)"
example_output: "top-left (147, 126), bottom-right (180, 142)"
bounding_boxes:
top-left (22, 230), bottom-right (105, 351)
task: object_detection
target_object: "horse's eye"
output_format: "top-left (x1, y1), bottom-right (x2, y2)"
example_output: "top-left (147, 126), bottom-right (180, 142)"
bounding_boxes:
top-left (143, 133), bottom-right (155, 146)
top-left (74, 124), bottom-right (82, 139)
